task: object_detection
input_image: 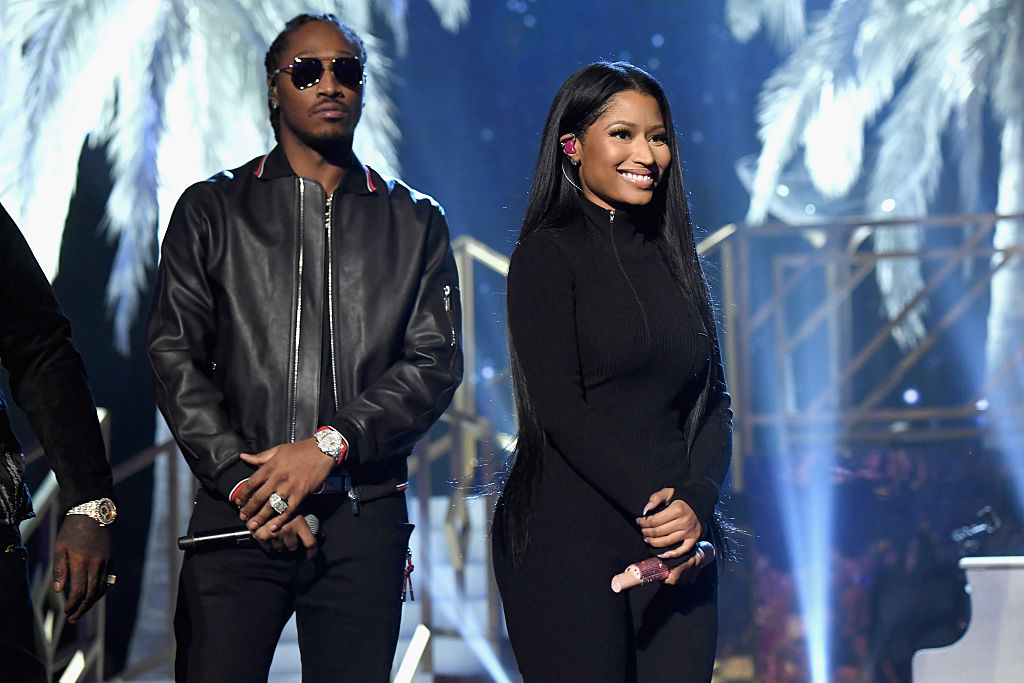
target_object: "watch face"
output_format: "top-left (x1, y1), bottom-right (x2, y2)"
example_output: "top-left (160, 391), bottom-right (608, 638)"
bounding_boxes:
top-left (318, 431), bottom-right (342, 455)
top-left (97, 498), bottom-right (117, 523)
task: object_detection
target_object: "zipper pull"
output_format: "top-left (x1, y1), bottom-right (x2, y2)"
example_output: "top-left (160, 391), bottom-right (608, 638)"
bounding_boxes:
top-left (443, 285), bottom-right (456, 347)
top-left (402, 549), bottom-right (415, 602)
top-left (344, 476), bottom-right (360, 516)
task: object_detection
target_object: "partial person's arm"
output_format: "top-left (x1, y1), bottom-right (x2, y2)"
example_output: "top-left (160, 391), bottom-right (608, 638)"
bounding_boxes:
top-left (147, 188), bottom-right (254, 501)
top-left (669, 357), bottom-right (732, 526)
top-left (0, 203), bottom-right (114, 621)
top-left (637, 336), bottom-right (732, 562)
top-left (322, 204), bottom-right (463, 464)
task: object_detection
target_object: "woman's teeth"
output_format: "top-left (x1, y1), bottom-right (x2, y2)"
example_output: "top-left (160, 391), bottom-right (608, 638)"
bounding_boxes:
top-left (620, 171), bottom-right (653, 185)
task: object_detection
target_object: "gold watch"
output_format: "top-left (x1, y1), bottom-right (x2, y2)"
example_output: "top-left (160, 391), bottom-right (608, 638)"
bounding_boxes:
top-left (66, 498), bottom-right (117, 526)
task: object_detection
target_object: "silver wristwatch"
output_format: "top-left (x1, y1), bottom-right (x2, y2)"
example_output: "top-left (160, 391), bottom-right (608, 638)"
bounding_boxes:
top-left (66, 497), bottom-right (117, 526)
top-left (315, 426), bottom-right (348, 467)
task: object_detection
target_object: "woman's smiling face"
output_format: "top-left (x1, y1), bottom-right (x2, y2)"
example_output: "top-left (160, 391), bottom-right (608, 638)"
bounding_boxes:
top-left (568, 90), bottom-right (671, 212)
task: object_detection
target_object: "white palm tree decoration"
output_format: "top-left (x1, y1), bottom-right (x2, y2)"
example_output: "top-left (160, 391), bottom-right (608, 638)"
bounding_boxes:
top-left (0, 0), bottom-right (469, 354)
top-left (728, 0), bottom-right (1024, 397)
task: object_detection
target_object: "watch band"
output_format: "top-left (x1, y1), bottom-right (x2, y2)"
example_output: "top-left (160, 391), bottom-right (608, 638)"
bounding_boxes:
top-left (315, 426), bottom-right (348, 467)
top-left (66, 497), bottom-right (117, 526)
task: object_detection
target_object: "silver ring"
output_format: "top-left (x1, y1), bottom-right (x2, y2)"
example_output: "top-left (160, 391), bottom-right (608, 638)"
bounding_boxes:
top-left (268, 492), bottom-right (289, 515)
top-left (105, 574), bottom-right (117, 586)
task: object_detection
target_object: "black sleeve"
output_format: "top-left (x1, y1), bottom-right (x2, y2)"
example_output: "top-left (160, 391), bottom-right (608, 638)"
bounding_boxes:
top-left (326, 205), bottom-right (464, 464)
top-left (0, 203), bottom-right (114, 513)
top-left (506, 233), bottom-right (652, 514)
top-left (146, 189), bottom-right (253, 498)
top-left (671, 355), bottom-right (732, 527)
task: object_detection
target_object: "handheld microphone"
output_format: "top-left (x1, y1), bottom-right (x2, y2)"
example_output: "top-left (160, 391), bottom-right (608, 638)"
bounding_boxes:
top-left (177, 514), bottom-right (320, 551)
top-left (611, 540), bottom-right (715, 593)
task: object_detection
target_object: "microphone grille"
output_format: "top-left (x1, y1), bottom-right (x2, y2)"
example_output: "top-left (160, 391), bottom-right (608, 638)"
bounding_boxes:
top-left (304, 514), bottom-right (320, 536)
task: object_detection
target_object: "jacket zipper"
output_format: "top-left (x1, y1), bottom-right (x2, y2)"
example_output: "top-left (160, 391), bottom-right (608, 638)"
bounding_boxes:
top-left (325, 195), bottom-right (339, 413)
top-left (443, 285), bottom-right (457, 347)
top-left (606, 207), bottom-right (650, 340)
top-left (290, 182), bottom-right (306, 442)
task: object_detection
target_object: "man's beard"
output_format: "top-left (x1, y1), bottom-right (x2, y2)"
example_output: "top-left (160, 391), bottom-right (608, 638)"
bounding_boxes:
top-left (297, 127), bottom-right (354, 158)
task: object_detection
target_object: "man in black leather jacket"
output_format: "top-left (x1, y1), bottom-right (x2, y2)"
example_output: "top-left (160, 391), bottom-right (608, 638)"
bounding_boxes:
top-left (1, 202), bottom-right (116, 682)
top-left (147, 13), bottom-right (462, 682)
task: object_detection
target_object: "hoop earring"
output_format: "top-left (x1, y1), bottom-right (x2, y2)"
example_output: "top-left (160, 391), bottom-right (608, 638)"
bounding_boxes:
top-left (561, 161), bottom-right (583, 193)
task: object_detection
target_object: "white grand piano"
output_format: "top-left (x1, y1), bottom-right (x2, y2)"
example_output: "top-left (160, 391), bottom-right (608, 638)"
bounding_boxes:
top-left (913, 556), bottom-right (1024, 682)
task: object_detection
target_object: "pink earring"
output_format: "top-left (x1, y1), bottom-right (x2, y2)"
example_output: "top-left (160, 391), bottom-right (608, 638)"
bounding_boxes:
top-left (563, 138), bottom-right (577, 155)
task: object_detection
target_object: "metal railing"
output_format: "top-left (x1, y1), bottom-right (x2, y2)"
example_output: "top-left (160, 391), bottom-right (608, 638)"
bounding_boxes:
top-left (404, 235), bottom-right (515, 677)
top-left (699, 211), bottom-right (1024, 472)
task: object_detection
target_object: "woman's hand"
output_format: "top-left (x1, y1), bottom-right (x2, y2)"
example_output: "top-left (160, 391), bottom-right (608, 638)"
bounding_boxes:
top-left (636, 489), bottom-right (708, 585)
top-left (635, 487), bottom-right (702, 553)
top-left (252, 514), bottom-right (319, 559)
top-left (664, 541), bottom-right (714, 585)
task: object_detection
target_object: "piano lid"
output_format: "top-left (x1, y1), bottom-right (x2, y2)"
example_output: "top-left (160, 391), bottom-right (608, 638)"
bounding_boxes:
top-left (913, 556), bottom-right (1024, 682)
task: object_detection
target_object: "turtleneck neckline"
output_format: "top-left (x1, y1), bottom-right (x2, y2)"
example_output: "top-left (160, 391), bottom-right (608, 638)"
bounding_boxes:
top-left (578, 196), bottom-right (659, 262)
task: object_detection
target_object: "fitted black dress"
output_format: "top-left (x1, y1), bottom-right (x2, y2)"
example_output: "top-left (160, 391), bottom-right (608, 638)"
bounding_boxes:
top-left (492, 198), bottom-right (731, 682)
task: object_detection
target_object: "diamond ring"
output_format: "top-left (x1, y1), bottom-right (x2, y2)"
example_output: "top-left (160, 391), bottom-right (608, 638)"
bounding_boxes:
top-left (268, 492), bottom-right (289, 515)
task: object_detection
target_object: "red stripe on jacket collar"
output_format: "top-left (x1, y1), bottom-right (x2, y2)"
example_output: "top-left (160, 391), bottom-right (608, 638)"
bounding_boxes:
top-left (253, 147), bottom-right (377, 195)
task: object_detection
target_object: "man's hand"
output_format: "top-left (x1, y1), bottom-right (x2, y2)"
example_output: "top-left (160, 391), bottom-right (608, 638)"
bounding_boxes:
top-left (53, 515), bottom-right (112, 623)
top-left (252, 515), bottom-right (319, 559)
top-left (234, 437), bottom-right (334, 532)
top-left (635, 487), bottom-right (703, 551)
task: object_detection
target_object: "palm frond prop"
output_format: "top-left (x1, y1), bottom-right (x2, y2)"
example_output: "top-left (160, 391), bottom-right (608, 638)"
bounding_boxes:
top-left (726, 0), bottom-right (806, 51)
top-left (729, 0), bottom-right (1023, 358)
top-left (0, 0), bottom-right (470, 354)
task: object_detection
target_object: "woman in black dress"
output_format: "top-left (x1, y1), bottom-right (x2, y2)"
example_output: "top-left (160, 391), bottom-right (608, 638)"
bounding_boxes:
top-left (492, 62), bottom-right (732, 682)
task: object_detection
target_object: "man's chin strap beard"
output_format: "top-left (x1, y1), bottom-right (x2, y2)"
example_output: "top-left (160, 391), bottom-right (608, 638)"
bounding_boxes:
top-left (302, 132), bottom-right (356, 164)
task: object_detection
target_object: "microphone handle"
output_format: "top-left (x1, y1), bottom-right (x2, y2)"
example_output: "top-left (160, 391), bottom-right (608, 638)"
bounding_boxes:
top-left (177, 529), bottom-right (252, 551)
top-left (177, 514), bottom-right (320, 551)
top-left (611, 541), bottom-right (715, 593)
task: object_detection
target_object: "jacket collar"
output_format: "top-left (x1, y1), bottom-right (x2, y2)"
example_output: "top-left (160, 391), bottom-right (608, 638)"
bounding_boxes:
top-left (253, 145), bottom-right (377, 195)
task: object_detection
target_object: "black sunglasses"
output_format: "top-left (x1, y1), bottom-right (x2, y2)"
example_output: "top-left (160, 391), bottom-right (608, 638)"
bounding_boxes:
top-left (273, 56), bottom-right (364, 91)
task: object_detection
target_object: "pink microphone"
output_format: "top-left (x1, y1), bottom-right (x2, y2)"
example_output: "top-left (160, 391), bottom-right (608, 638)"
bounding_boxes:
top-left (610, 541), bottom-right (715, 593)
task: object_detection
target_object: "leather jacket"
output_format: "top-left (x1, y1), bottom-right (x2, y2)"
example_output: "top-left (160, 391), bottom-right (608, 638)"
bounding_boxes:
top-left (147, 147), bottom-right (463, 504)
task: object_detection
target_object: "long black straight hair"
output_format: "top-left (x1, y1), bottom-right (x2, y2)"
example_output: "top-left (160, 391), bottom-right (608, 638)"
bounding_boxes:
top-left (497, 62), bottom-right (727, 564)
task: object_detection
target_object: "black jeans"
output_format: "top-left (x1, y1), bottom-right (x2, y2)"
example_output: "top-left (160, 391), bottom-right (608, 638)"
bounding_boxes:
top-left (174, 489), bottom-right (413, 682)
top-left (0, 526), bottom-right (47, 683)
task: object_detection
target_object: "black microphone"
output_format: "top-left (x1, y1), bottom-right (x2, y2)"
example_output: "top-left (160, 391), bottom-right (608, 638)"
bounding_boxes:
top-left (177, 514), bottom-right (320, 551)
